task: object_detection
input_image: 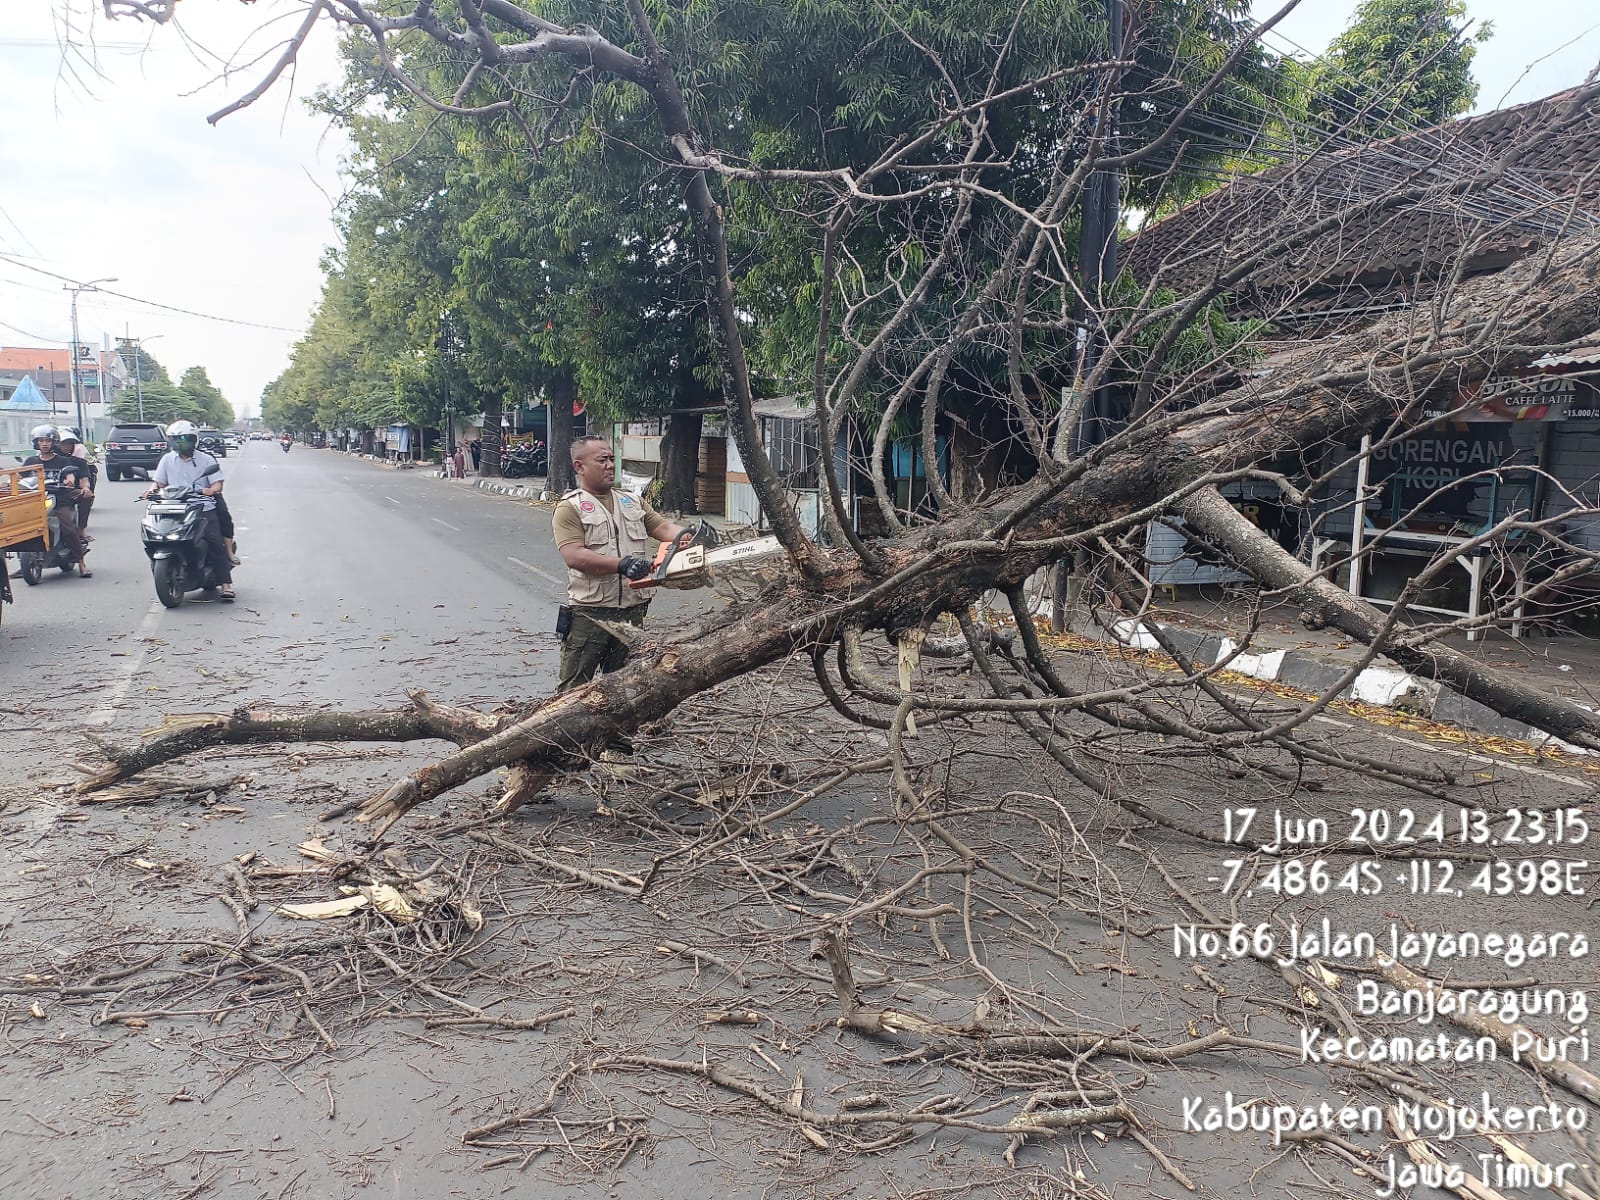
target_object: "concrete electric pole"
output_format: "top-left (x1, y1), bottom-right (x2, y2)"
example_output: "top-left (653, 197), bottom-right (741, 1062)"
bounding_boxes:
top-left (65, 277), bottom-right (117, 436)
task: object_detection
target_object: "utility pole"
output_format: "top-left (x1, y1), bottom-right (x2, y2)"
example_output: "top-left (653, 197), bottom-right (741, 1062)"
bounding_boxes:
top-left (65, 277), bottom-right (117, 437)
top-left (134, 342), bottom-right (145, 421)
top-left (1051, 0), bottom-right (1124, 633)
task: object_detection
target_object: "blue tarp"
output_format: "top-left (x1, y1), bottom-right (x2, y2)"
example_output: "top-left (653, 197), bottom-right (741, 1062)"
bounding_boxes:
top-left (0, 375), bottom-right (50, 411)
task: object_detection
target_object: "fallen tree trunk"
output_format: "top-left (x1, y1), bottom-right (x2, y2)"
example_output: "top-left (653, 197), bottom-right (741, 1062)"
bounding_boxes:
top-left (76, 692), bottom-right (505, 792)
top-left (1176, 488), bottom-right (1600, 751)
top-left (74, 233), bottom-right (1600, 823)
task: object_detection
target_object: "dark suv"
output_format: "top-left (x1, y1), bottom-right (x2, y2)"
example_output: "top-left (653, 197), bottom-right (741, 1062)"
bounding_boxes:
top-left (104, 423), bottom-right (168, 481)
top-left (197, 428), bottom-right (227, 458)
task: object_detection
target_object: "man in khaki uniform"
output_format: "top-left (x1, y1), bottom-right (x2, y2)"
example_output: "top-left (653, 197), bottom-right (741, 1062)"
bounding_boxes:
top-left (552, 436), bottom-right (692, 691)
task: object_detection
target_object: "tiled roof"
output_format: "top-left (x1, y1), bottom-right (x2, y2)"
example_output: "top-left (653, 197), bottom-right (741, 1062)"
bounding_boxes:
top-left (0, 348), bottom-right (72, 373)
top-left (1123, 87), bottom-right (1600, 323)
top-left (0, 346), bottom-right (113, 373)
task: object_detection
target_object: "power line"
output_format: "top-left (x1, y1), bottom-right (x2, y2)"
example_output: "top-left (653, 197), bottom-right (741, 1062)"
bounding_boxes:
top-left (0, 317), bottom-right (61, 342)
top-left (0, 253), bottom-right (307, 335)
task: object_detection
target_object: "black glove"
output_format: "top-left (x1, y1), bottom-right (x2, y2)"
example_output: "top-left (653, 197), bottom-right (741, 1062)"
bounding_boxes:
top-left (617, 554), bottom-right (653, 581)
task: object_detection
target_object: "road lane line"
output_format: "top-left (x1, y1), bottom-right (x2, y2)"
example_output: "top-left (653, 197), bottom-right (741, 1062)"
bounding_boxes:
top-left (432, 518), bottom-right (462, 532)
top-left (87, 600), bottom-right (165, 727)
top-left (384, 496), bottom-right (401, 505)
top-left (507, 555), bottom-right (567, 589)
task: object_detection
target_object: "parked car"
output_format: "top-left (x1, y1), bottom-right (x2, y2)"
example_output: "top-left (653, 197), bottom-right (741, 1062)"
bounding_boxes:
top-left (103, 422), bottom-right (169, 481)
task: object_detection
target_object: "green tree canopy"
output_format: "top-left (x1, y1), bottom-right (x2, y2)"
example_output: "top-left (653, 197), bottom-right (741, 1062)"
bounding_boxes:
top-left (1305, 0), bottom-right (1489, 139)
top-left (179, 366), bottom-right (234, 428)
top-left (109, 352), bottom-right (234, 426)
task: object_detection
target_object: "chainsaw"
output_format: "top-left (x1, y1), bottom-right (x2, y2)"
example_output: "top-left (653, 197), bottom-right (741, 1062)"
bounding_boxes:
top-left (627, 519), bottom-right (785, 590)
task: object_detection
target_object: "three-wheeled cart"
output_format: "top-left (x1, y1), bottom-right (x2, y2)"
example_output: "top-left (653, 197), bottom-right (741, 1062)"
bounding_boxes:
top-left (0, 464), bottom-right (49, 624)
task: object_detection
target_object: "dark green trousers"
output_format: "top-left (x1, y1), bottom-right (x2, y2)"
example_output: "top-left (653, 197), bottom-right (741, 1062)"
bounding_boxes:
top-left (556, 604), bottom-right (648, 692)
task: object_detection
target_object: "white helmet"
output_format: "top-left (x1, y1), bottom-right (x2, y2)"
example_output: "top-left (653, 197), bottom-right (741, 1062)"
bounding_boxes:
top-left (168, 420), bottom-right (199, 455)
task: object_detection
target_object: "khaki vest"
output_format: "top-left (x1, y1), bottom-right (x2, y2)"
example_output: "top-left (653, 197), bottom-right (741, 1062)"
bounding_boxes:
top-left (562, 488), bottom-right (652, 609)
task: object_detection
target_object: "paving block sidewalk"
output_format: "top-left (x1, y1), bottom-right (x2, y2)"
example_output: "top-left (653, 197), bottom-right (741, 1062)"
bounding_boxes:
top-left (1058, 593), bottom-right (1599, 751)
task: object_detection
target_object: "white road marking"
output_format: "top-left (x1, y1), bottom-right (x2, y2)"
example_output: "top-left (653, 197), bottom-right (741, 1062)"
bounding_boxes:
top-left (507, 555), bottom-right (567, 589)
top-left (431, 518), bottom-right (462, 532)
top-left (384, 496), bottom-right (401, 505)
top-left (1308, 714), bottom-right (1592, 790)
top-left (87, 600), bottom-right (165, 727)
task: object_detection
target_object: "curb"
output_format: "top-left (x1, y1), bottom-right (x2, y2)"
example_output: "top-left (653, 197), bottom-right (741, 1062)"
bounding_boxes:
top-left (1036, 604), bottom-right (1595, 754)
top-left (466, 477), bottom-right (550, 501)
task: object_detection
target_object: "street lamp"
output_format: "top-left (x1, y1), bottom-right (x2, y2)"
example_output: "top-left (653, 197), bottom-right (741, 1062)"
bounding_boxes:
top-left (64, 277), bottom-right (118, 438)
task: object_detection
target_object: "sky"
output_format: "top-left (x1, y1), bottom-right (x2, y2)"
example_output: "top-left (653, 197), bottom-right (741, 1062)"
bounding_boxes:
top-left (1, 1), bottom-right (1597, 421)
top-left (0, 2), bottom-right (349, 421)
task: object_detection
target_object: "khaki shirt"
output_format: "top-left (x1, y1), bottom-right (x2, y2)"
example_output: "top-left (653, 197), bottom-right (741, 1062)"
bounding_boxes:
top-left (553, 488), bottom-right (668, 608)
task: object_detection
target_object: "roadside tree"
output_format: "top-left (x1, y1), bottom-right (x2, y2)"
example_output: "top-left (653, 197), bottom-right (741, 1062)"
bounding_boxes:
top-left (1304, 0), bottom-right (1489, 139)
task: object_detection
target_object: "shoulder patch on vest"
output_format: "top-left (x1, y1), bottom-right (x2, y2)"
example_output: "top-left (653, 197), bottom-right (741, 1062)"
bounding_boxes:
top-left (579, 499), bottom-right (595, 513)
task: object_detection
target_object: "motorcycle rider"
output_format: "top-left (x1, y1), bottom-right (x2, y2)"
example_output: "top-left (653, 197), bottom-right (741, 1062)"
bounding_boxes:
top-left (280, 432), bottom-right (292, 453)
top-left (142, 420), bottom-right (234, 602)
top-left (55, 428), bottom-right (96, 539)
top-left (20, 424), bottom-right (92, 577)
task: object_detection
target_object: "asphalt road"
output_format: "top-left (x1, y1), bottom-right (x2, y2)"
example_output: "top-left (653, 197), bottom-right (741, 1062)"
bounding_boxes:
top-left (2, 445), bottom-right (703, 718)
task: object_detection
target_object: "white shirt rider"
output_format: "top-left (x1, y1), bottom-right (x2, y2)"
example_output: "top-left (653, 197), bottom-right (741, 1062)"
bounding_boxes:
top-left (152, 448), bottom-right (223, 510)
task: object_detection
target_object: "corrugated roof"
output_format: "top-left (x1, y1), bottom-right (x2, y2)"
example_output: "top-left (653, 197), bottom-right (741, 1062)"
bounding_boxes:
top-left (1528, 341), bottom-right (1600, 369)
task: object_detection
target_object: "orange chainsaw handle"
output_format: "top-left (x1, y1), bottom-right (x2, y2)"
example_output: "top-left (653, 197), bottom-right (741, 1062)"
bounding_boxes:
top-left (626, 539), bottom-right (677, 589)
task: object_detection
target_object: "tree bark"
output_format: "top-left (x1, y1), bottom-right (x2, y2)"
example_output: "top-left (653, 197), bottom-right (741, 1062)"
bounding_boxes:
top-left (547, 369), bottom-right (576, 494)
top-left (480, 394), bottom-right (503, 478)
top-left (77, 692), bottom-right (504, 793)
top-left (659, 410), bottom-right (703, 513)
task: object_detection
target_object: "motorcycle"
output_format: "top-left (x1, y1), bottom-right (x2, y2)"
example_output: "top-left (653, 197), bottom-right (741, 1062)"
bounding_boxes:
top-left (502, 440), bottom-right (548, 478)
top-left (140, 464), bottom-right (230, 608)
top-left (15, 479), bottom-right (83, 585)
top-left (280, 438), bottom-right (292, 454)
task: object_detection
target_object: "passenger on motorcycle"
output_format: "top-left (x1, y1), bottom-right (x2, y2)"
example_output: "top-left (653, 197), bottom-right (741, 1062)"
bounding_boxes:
top-left (142, 420), bottom-right (235, 602)
top-left (21, 424), bottom-right (92, 578)
top-left (55, 428), bottom-right (96, 538)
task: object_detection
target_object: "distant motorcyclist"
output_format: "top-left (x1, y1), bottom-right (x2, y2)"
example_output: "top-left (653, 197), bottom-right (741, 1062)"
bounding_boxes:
top-left (142, 420), bottom-right (234, 602)
top-left (280, 432), bottom-right (292, 453)
top-left (21, 424), bottom-right (92, 577)
top-left (55, 428), bottom-right (96, 538)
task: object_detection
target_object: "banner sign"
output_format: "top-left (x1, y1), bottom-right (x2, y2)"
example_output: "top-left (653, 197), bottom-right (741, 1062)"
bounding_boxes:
top-left (1426, 374), bottom-right (1600, 421)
